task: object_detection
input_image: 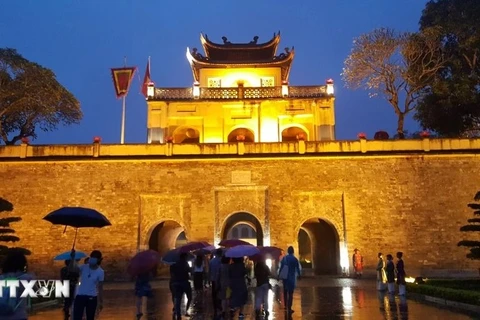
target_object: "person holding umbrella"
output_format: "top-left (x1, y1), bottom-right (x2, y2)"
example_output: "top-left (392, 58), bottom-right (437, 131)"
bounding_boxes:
top-left (134, 271), bottom-right (153, 319)
top-left (68, 249), bottom-right (105, 320)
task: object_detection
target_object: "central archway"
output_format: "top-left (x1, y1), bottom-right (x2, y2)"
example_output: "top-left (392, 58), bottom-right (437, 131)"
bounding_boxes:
top-left (298, 218), bottom-right (339, 275)
top-left (221, 212), bottom-right (263, 246)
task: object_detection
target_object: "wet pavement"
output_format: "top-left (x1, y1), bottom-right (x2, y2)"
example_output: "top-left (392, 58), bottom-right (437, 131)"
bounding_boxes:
top-left (30, 278), bottom-right (477, 319)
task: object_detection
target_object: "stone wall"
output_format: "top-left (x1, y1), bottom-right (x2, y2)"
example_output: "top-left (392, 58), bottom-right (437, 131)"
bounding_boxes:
top-left (0, 152), bottom-right (479, 280)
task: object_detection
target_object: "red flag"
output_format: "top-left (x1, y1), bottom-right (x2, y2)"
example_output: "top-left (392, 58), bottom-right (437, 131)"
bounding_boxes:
top-left (111, 67), bottom-right (136, 99)
top-left (142, 58), bottom-right (153, 97)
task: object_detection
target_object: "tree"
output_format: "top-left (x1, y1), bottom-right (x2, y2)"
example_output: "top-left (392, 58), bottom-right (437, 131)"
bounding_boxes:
top-left (414, 0), bottom-right (480, 137)
top-left (342, 28), bottom-right (444, 138)
top-left (0, 198), bottom-right (30, 258)
top-left (458, 191), bottom-right (480, 260)
top-left (0, 48), bottom-right (82, 145)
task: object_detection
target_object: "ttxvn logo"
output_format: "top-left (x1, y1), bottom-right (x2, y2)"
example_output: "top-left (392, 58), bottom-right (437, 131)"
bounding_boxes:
top-left (0, 280), bottom-right (71, 298)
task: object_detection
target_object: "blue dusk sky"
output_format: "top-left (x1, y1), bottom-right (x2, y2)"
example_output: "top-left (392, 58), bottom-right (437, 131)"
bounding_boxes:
top-left (0, 0), bottom-right (428, 144)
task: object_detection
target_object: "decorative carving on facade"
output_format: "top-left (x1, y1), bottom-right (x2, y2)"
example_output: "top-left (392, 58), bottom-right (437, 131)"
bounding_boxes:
top-left (208, 78), bottom-right (221, 88)
top-left (260, 77), bottom-right (274, 87)
top-left (222, 36), bottom-right (231, 44)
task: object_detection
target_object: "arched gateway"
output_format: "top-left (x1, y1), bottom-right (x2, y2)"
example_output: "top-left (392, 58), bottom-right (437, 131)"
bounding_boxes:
top-left (298, 218), bottom-right (340, 275)
top-left (221, 212), bottom-right (263, 246)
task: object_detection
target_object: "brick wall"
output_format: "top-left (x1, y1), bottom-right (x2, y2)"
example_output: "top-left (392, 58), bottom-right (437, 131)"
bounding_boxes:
top-left (0, 154), bottom-right (479, 279)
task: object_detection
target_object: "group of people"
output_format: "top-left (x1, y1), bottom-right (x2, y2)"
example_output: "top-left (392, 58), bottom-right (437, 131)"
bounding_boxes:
top-left (376, 252), bottom-right (407, 295)
top-left (134, 246), bottom-right (302, 320)
top-left (0, 249), bottom-right (104, 320)
top-left (352, 249), bottom-right (407, 296)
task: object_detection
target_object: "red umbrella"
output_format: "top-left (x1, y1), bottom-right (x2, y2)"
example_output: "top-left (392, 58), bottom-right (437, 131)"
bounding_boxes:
top-left (127, 250), bottom-right (161, 276)
top-left (218, 239), bottom-right (253, 248)
top-left (178, 241), bottom-right (211, 253)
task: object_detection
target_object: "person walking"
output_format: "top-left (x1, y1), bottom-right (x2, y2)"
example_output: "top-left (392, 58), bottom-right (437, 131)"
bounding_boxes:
top-left (209, 249), bottom-right (222, 316)
top-left (385, 254), bottom-right (396, 294)
top-left (69, 250), bottom-right (104, 320)
top-left (217, 256), bottom-right (231, 319)
top-left (193, 255), bottom-right (204, 293)
top-left (352, 249), bottom-right (364, 278)
top-left (60, 259), bottom-right (80, 320)
top-left (134, 271), bottom-right (153, 319)
top-left (229, 257), bottom-right (248, 318)
top-left (170, 253), bottom-right (192, 319)
top-left (254, 255), bottom-right (271, 318)
top-left (0, 249), bottom-right (34, 320)
top-left (376, 253), bottom-right (387, 291)
top-left (396, 252), bottom-right (406, 296)
top-left (278, 246), bottom-right (301, 314)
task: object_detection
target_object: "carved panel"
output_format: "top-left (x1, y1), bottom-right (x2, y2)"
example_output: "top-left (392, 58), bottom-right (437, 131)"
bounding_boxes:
top-left (260, 77), bottom-right (274, 87)
top-left (208, 78), bottom-right (222, 88)
top-left (138, 194), bottom-right (192, 248)
top-left (213, 186), bottom-right (269, 243)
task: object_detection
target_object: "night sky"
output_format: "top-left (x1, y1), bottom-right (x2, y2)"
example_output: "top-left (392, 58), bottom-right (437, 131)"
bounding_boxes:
top-left (0, 0), bottom-right (428, 144)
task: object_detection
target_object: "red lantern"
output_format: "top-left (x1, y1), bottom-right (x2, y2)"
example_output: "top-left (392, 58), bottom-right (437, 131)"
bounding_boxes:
top-left (357, 132), bottom-right (367, 139)
top-left (21, 137), bottom-right (29, 144)
top-left (236, 134), bottom-right (246, 141)
top-left (93, 136), bottom-right (101, 143)
top-left (296, 133), bottom-right (306, 141)
top-left (326, 78), bottom-right (334, 84)
top-left (420, 131), bottom-right (430, 138)
top-left (165, 136), bottom-right (173, 143)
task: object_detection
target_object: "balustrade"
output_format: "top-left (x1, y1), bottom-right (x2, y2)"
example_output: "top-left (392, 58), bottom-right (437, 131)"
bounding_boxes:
top-left (153, 85), bottom-right (328, 100)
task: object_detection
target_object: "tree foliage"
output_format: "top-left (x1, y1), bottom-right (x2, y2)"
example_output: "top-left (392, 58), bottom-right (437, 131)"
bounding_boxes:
top-left (458, 191), bottom-right (480, 260)
top-left (0, 198), bottom-right (30, 257)
top-left (0, 48), bottom-right (82, 145)
top-left (414, 0), bottom-right (480, 137)
top-left (342, 28), bottom-right (444, 138)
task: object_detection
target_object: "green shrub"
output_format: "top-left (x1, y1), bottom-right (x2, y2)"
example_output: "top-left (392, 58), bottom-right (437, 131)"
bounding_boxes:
top-left (424, 279), bottom-right (480, 291)
top-left (407, 283), bottom-right (480, 306)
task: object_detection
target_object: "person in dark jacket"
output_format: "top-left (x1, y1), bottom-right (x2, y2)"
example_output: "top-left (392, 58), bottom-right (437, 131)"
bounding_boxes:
top-left (60, 259), bottom-right (80, 320)
top-left (170, 253), bottom-right (192, 319)
top-left (385, 254), bottom-right (395, 294)
top-left (254, 255), bottom-right (271, 317)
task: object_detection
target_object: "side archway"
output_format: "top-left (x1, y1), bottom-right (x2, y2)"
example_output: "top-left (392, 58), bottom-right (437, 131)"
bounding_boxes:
top-left (227, 128), bottom-right (255, 143)
top-left (281, 126), bottom-right (309, 142)
top-left (221, 212), bottom-right (263, 246)
top-left (297, 218), bottom-right (339, 275)
top-left (172, 126), bottom-right (200, 143)
top-left (147, 220), bottom-right (186, 255)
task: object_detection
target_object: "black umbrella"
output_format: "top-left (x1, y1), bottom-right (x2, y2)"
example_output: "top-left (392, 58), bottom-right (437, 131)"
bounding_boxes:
top-left (43, 207), bottom-right (111, 249)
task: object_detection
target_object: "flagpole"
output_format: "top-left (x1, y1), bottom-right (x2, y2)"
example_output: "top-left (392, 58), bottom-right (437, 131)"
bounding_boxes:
top-left (121, 56), bottom-right (127, 144)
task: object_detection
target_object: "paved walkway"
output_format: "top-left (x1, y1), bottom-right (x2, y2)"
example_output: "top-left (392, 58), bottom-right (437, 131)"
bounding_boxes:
top-left (30, 278), bottom-right (476, 319)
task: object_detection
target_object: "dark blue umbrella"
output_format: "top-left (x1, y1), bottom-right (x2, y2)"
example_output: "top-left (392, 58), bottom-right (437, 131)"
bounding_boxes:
top-left (43, 207), bottom-right (111, 249)
top-left (44, 207), bottom-right (111, 228)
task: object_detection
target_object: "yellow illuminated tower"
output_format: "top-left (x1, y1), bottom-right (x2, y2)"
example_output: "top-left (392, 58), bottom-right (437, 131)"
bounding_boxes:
top-left (145, 32), bottom-right (335, 144)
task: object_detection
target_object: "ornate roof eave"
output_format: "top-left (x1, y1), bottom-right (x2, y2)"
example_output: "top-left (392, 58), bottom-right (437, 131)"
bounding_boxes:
top-left (200, 32), bottom-right (281, 55)
top-left (186, 47), bottom-right (295, 82)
